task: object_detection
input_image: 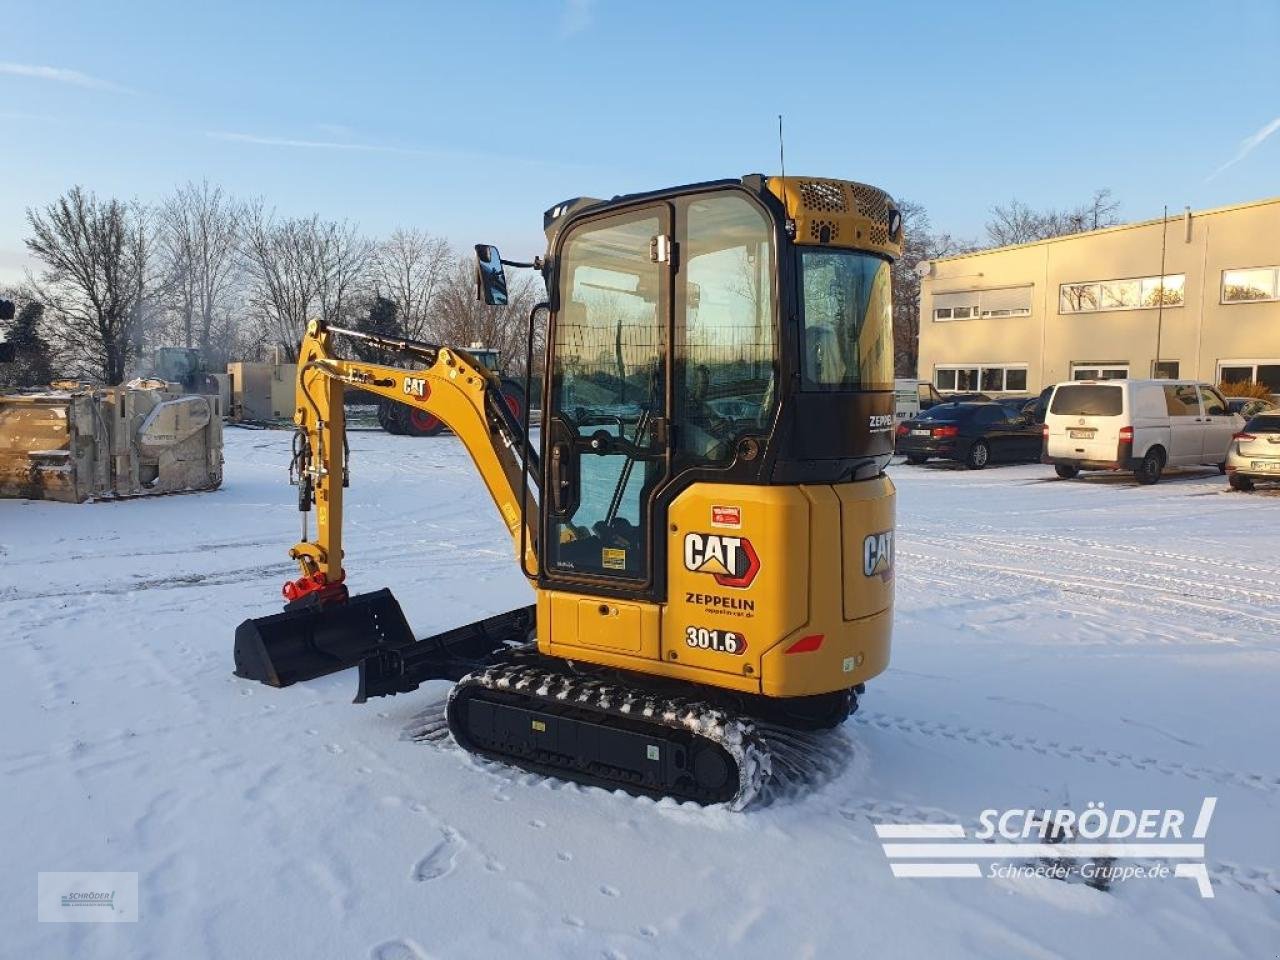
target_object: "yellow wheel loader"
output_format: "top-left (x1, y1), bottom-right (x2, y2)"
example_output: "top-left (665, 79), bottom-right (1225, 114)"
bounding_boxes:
top-left (234, 175), bottom-right (902, 808)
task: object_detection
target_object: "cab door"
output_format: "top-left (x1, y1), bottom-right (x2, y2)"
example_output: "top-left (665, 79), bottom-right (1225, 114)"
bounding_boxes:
top-left (542, 204), bottom-right (672, 597)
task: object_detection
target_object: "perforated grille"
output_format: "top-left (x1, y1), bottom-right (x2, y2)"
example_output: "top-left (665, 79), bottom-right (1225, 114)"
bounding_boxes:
top-left (851, 184), bottom-right (889, 225)
top-left (869, 224), bottom-right (888, 246)
top-left (799, 181), bottom-right (847, 213)
top-left (808, 219), bottom-right (841, 242)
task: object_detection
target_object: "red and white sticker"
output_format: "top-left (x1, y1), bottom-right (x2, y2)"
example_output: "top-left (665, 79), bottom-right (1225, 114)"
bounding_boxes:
top-left (710, 505), bottom-right (741, 529)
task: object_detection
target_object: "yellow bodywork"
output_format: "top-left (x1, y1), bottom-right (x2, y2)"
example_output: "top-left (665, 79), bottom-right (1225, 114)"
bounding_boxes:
top-left (543, 477), bottom-right (895, 698)
top-left (766, 176), bottom-right (903, 260)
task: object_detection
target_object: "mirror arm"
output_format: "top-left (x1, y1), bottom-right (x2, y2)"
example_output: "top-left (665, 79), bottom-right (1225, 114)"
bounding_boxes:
top-left (500, 256), bottom-right (544, 270)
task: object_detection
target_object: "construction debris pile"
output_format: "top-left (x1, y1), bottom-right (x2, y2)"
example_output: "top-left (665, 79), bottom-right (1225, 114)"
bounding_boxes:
top-left (0, 380), bottom-right (223, 503)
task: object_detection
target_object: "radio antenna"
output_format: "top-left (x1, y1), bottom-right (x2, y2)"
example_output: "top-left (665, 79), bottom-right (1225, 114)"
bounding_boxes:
top-left (777, 114), bottom-right (786, 181)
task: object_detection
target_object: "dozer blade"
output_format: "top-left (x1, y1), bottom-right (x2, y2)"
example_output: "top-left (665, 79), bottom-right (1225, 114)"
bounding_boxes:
top-left (233, 588), bottom-right (415, 687)
top-left (356, 605), bottom-right (535, 702)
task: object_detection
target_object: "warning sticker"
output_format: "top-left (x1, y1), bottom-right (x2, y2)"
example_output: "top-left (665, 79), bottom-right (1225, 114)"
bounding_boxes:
top-left (711, 505), bottom-right (741, 529)
top-left (602, 547), bottom-right (627, 570)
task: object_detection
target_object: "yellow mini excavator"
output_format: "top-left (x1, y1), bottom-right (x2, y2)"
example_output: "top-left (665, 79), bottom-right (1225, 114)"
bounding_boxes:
top-left (234, 175), bottom-right (902, 808)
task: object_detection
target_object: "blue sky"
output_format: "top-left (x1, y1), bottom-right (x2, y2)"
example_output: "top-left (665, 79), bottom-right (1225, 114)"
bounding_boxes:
top-left (2, 0), bottom-right (1277, 283)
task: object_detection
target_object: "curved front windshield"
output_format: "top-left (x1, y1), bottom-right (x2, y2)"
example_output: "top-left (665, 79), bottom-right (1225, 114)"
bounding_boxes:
top-left (799, 250), bottom-right (893, 391)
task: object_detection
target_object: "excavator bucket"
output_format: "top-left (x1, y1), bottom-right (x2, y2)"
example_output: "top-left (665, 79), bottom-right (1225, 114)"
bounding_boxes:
top-left (233, 588), bottom-right (416, 688)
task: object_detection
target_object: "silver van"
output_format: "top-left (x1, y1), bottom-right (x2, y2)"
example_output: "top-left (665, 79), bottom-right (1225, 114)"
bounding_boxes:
top-left (1043, 379), bottom-right (1242, 484)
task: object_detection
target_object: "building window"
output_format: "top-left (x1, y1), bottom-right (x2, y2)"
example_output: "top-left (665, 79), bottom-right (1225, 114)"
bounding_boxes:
top-left (1222, 266), bottom-right (1279, 303)
top-left (1071, 363), bottom-right (1129, 380)
top-left (936, 364), bottom-right (1028, 393)
top-left (1152, 360), bottom-right (1180, 379)
top-left (933, 286), bottom-right (1032, 321)
top-left (1059, 274), bottom-right (1184, 314)
top-left (1217, 360), bottom-right (1280, 394)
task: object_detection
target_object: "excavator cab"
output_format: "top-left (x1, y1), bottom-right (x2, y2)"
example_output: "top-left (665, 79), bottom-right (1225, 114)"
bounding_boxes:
top-left (234, 175), bottom-right (904, 807)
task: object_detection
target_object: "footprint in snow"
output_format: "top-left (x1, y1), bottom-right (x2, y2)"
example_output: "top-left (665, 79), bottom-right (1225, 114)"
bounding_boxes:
top-left (599, 884), bottom-right (619, 897)
top-left (562, 915), bottom-right (585, 929)
top-left (369, 938), bottom-right (430, 960)
top-left (412, 828), bottom-right (461, 882)
top-left (326, 743), bottom-right (344, 755)
top-left (557, 851), bottom-right (573, 862)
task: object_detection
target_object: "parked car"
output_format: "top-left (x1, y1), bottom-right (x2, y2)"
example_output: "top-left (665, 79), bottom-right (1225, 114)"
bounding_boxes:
top-left (1017, 385), bottom-right (1056, 425)
top-left (1225, 412), bottom-right (1280, 491)
top-left (896, 401), bottom-right (1042, 469)
top-left (1043, 379), bottom-right (1243, 485)
top-left (1225, 396), bottom-right (1278, 419)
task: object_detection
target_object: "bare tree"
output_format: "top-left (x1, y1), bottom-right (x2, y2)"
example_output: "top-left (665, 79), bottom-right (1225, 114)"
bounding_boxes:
top-left (157, 180), bottom-right (245, 367)
top-left (433, 256), bottom-right (541, 374)
top-left (890, 200), bottom-right (974, 377)
top-left (372, 229), bottom-right (452, 341)
top-left (1063, 188), bottom-right (1121, 233)
top-left (25, 187), bottom-right (156, 383)
top-left (240, 207), bottom-right (373, 360)
top-left (985, 189), bottom-right (1121, 247)
top-left (315, 219), bottom-right (373, 333)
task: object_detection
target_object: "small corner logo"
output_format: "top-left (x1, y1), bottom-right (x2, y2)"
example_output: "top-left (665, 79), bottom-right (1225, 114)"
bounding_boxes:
top-left (39, 872), bottom-right (139, 923)
top-left (863, 530), bottom-right (894, 580)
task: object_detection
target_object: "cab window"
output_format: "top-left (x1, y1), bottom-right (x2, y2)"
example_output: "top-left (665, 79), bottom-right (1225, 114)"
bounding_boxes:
top-left (674, 193), bottom-right (775, 466)
top-left (799, 250), bottom-right (893, 391)
top-left (1198, 385), bottom-right (1228, 416)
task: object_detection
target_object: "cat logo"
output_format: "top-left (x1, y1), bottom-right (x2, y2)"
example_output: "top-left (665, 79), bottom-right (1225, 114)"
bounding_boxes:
top-left (863, 530), bottom-right (894, 580)
top-left (404, 377), bottom-right (428, 398)
top-left (683, 533), bottom-right (760, 589)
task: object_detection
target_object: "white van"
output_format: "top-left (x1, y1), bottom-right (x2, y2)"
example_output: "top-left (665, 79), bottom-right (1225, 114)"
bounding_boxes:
top-left (894, 379), bottom-right (946, 421)
top-left (1043, 379), bottom-right (1242, 484)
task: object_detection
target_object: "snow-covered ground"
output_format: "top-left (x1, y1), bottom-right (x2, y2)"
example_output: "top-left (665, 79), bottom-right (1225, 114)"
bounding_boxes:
top-left (4, 428), bottom-right (1279, 959)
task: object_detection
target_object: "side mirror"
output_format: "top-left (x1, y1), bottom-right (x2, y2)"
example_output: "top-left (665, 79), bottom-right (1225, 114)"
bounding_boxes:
top-left (0, 299), bottom-right (14, 322)
top-left (0, 341), bottom-right (14, 364)
top-left (474, 244), bottom-right (509, 306)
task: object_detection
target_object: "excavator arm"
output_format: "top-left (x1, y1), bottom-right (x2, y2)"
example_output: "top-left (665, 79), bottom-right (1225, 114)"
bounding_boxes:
top-left (232, 318), bottom-right (541, 692)
top-left (285, 318), bottom-right (539, 599)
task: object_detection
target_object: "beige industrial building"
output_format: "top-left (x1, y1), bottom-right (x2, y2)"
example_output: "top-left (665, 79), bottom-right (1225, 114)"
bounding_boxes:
top-left (917, 196), bottom-right (1280, 396)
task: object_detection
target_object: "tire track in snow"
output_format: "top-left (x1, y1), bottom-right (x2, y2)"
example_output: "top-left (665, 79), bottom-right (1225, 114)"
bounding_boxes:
top-left (853, 711), bottom-right (1280, 794)
top-left (902, 528), bottom-right (1280, 608)
top-left (906, 535), bottom-right (1280, 609)
top-left (898, 550), bottom-right (1280, 639)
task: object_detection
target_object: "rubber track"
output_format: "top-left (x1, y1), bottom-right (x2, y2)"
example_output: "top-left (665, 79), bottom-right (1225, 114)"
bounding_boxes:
top-left (447, 662), bottom-right (771, 810)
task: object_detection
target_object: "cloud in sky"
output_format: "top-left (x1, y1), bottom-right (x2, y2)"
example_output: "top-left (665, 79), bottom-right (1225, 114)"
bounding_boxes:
top-left (560, 0), bottom-right (594, 37)
top-left (0, 62), bottom-right (132, 94)
top-left (1207, 116), bottom-right (1280, 181)
top-left (206, 129), bottom-right (595, 173)
top-left (208, 130), bottom-right (417, 155)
